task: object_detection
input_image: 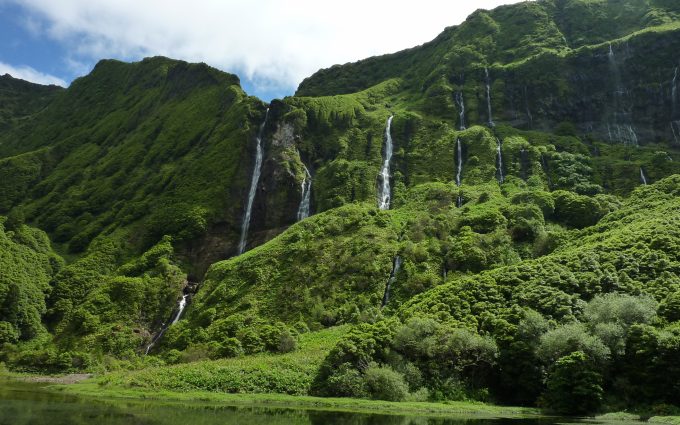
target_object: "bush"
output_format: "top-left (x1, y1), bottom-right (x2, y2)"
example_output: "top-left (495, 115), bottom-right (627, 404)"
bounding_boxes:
top-left (538, 323), bottom-right (610, 364)
top-left (660, 291), bottom-right (680, 323)
top-left (543, 351), bottom-right (603, 415)
top-left (0, 322), bottom-right (19, 344)
top-left (217, 337), bottom-right (244, 358)
top-left (325, 363), bottom-right (369, 398)
top-left (363, 364), bottom-right (409, 401)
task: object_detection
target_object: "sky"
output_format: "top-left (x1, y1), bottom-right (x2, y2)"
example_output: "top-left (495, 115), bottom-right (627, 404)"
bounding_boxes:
top-left (0, 0), bottom-right (526, 100)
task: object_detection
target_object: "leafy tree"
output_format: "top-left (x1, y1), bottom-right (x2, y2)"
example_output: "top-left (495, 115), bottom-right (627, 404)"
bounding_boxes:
top-left (543, 351), bottom-right (603, 415)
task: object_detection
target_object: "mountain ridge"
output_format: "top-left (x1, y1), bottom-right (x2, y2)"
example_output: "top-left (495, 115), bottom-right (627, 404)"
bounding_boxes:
top-left (1, 0), bottom-right (680, 414)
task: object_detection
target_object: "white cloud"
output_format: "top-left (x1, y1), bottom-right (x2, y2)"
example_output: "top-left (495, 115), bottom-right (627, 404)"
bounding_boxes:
top-left (0, 61), bottom-right (67, 86)
top-left (12, 0), bottom-right (527, 95)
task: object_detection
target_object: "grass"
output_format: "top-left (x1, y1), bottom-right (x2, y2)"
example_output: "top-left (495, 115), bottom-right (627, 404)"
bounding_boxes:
top-left (35, 324), bottom-right (542, 418)
top-left (91, 326), bottom-right (351, 395)
top-left (55, 383), bottom-right (542, 419)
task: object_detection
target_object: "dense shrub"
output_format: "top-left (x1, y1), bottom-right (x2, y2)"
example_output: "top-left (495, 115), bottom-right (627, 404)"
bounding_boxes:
top-left (542, 351), bottom-right (603, 415)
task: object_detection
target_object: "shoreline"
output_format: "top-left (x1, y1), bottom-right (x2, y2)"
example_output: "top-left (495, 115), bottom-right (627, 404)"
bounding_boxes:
top-left (52, 380), bottom-right (544, 419)
top-left (4, 374), bottom-right (679, 423)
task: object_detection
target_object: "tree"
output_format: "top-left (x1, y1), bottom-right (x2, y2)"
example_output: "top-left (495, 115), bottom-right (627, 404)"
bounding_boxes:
top-left (543, 351), bottom-right (603, 415)
top-left (363, 363), bottom-right (409, 401)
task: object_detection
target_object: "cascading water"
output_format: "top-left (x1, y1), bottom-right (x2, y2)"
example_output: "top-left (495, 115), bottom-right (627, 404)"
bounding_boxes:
top-left (672, 121), bottom-right (680, 145)
top-left (456, 139), bottom-right (463, 187)
top-left (607, 44), bottom-right (638, 146)
top-left (541, 154), bottom-right (553, 189)
top-left (485, 67), bottom-right (494, 127)
top-left (496, 138), bottom-right (504, 184)
top-left (378, 115), bottom-right (395, 210)
top-left (297, 164), bottom-right (312, 221)
top-left (381, 256), bottom-right (402, 307)
top-left (520, 148), bottom-right (529, 181)
top-left (455, 92), bottom-right (466, 130)
top-left (456, 138), bottom-right (463, 207)
top-left (145, 293), bottom-right (189, 355)
top-left (671, 68), bottom-right (679, 144)
top-left (238, 108), bottom-right (269, 255)
top-left (672, 67), bottom-right (678, 116)
top-left (640, 167), bottom-right (648, 185)
top-left (172, 294), bottom-right (188, 325)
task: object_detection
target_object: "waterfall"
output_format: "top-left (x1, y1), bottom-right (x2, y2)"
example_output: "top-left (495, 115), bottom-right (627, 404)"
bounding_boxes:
top-left (455, 92), bottom-right (466, 130)
top-left (673, 67), bottom-right (678, 116)
top-left (496, 138), bottom-right (504, 184)
top-left (672, 121), bottom-right (680, 145)
top-left (520, 148), bottom-right (529, 181)
top-left (171, 294), bottom-right (188, 325)
top-left (297, 164), bottom-right (312, 221)
top-left (541, 154), bottom-right (553, 189)
top-left (456, 138), bottom-right (463, 187)
top-left (456, 138), bottom-right (463, 207)
top-left (145, 293), bottom-right (189, 355)
top-left (485, 67), bottom-right (494, 127)
top-left (523, 86), bottom-right (533, 128)
top-left (238, 108), bottom-right (269, 255)
top-left (381, 256), bottom-right (402, 307)
top-left (607, 44), bottom-right (638, 146)
top-left (640, 167), bottom-right (648, 185)
top-left (378, 115), bottom-right (395, 210)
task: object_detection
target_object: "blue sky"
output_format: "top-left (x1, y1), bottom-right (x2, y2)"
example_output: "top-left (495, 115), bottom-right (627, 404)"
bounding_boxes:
top-left (0, 0), bottom-right (525, 101)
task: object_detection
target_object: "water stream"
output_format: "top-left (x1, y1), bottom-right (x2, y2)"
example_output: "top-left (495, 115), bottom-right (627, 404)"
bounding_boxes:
top-left (381, 256), bottom-right (402, 307)
top-left (456, 138), bottom-right (463, 207)
top-left (455, 91), bottom-right (466, 130)
top-left (145, 293), bottom-right (189, 355)
top-left (496, 138), bottom-right (504, 184)
top-left (378, 115), bottom-right (395, 210)
top-left (297, 164), bottom-right (312, 221)
top-left (607, 44), bottom-right (638, 146)
top-left (238, 108), bottom-right (269, 255)
top-left (640, 167), bottom-right (648, 185)
top-left (485, 67), bottom-right (494, 127)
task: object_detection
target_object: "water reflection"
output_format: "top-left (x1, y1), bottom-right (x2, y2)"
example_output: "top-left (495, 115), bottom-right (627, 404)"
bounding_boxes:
top-left (0, 381), bottom-right (610, 425)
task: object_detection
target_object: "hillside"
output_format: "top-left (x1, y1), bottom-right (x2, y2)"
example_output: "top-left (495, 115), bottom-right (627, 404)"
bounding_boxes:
top-left (1, 0), bottom-right (680, 416)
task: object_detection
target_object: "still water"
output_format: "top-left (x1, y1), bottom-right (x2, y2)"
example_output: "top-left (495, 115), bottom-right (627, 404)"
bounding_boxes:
top-left (0, 381), bottom-right (631, 425)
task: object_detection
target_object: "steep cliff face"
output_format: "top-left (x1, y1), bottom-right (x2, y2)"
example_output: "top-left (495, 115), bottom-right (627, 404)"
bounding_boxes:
top-left (297, 0), bottom-right (680, 146)
top-left (0, 74), bottom-right (62, 131)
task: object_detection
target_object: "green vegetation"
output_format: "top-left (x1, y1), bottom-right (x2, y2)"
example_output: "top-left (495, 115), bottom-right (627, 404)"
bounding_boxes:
top-left (1, 0), bottom-right (680, 418)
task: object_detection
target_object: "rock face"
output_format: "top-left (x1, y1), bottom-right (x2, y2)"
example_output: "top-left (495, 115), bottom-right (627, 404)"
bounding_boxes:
top-left (296, 0), bottom-right (680, 147)
top-left (496, 30), bottom-right (680, 145)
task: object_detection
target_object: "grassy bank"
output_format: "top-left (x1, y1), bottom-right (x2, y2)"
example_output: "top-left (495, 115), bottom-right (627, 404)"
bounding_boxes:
top-left (56, 382), bottom-right (541, 418)
top-left (92, 326), bottom-right (350, 395)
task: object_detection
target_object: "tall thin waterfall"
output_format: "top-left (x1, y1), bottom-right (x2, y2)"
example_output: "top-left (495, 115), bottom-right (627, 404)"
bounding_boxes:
top-left (381, 256), bottom-right (402, 307)
top-left (297, 164), bottom-right (312, 221)
top-left (607, 44), bottom-right (638, 146)
top-left (145, 293), bottom-right (189, 355)
top-left (456, 138), bottom-right (463, 207)
top-left (496, 138), bottom-right (504, 184)
top-left (172, 294), bottom-right (188, 325)
top-left (672, 67), bottom-right (678, 116)
top-left (455, 92), bottom-right (466, 130)
top-left (640, 167), bottom-right (648, 185)
top-left (485, 67), bottom-right (494, 127)
top-left (456, 138), bottom-right (463, 187)
top-left (238, 108), bottom-right (269, 255)
top-left (672, 67), bottom-right (679, 143)
top-left (378, 115), bottom-right (395, 210)
top-left (672, 121), bottom-right (680, 145)
top-left (541, 154), bottom-right (553, 189)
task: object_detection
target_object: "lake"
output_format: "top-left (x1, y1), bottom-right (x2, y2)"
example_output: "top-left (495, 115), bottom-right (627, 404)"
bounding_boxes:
top-left (0, 380), bottom-right (635, 425)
